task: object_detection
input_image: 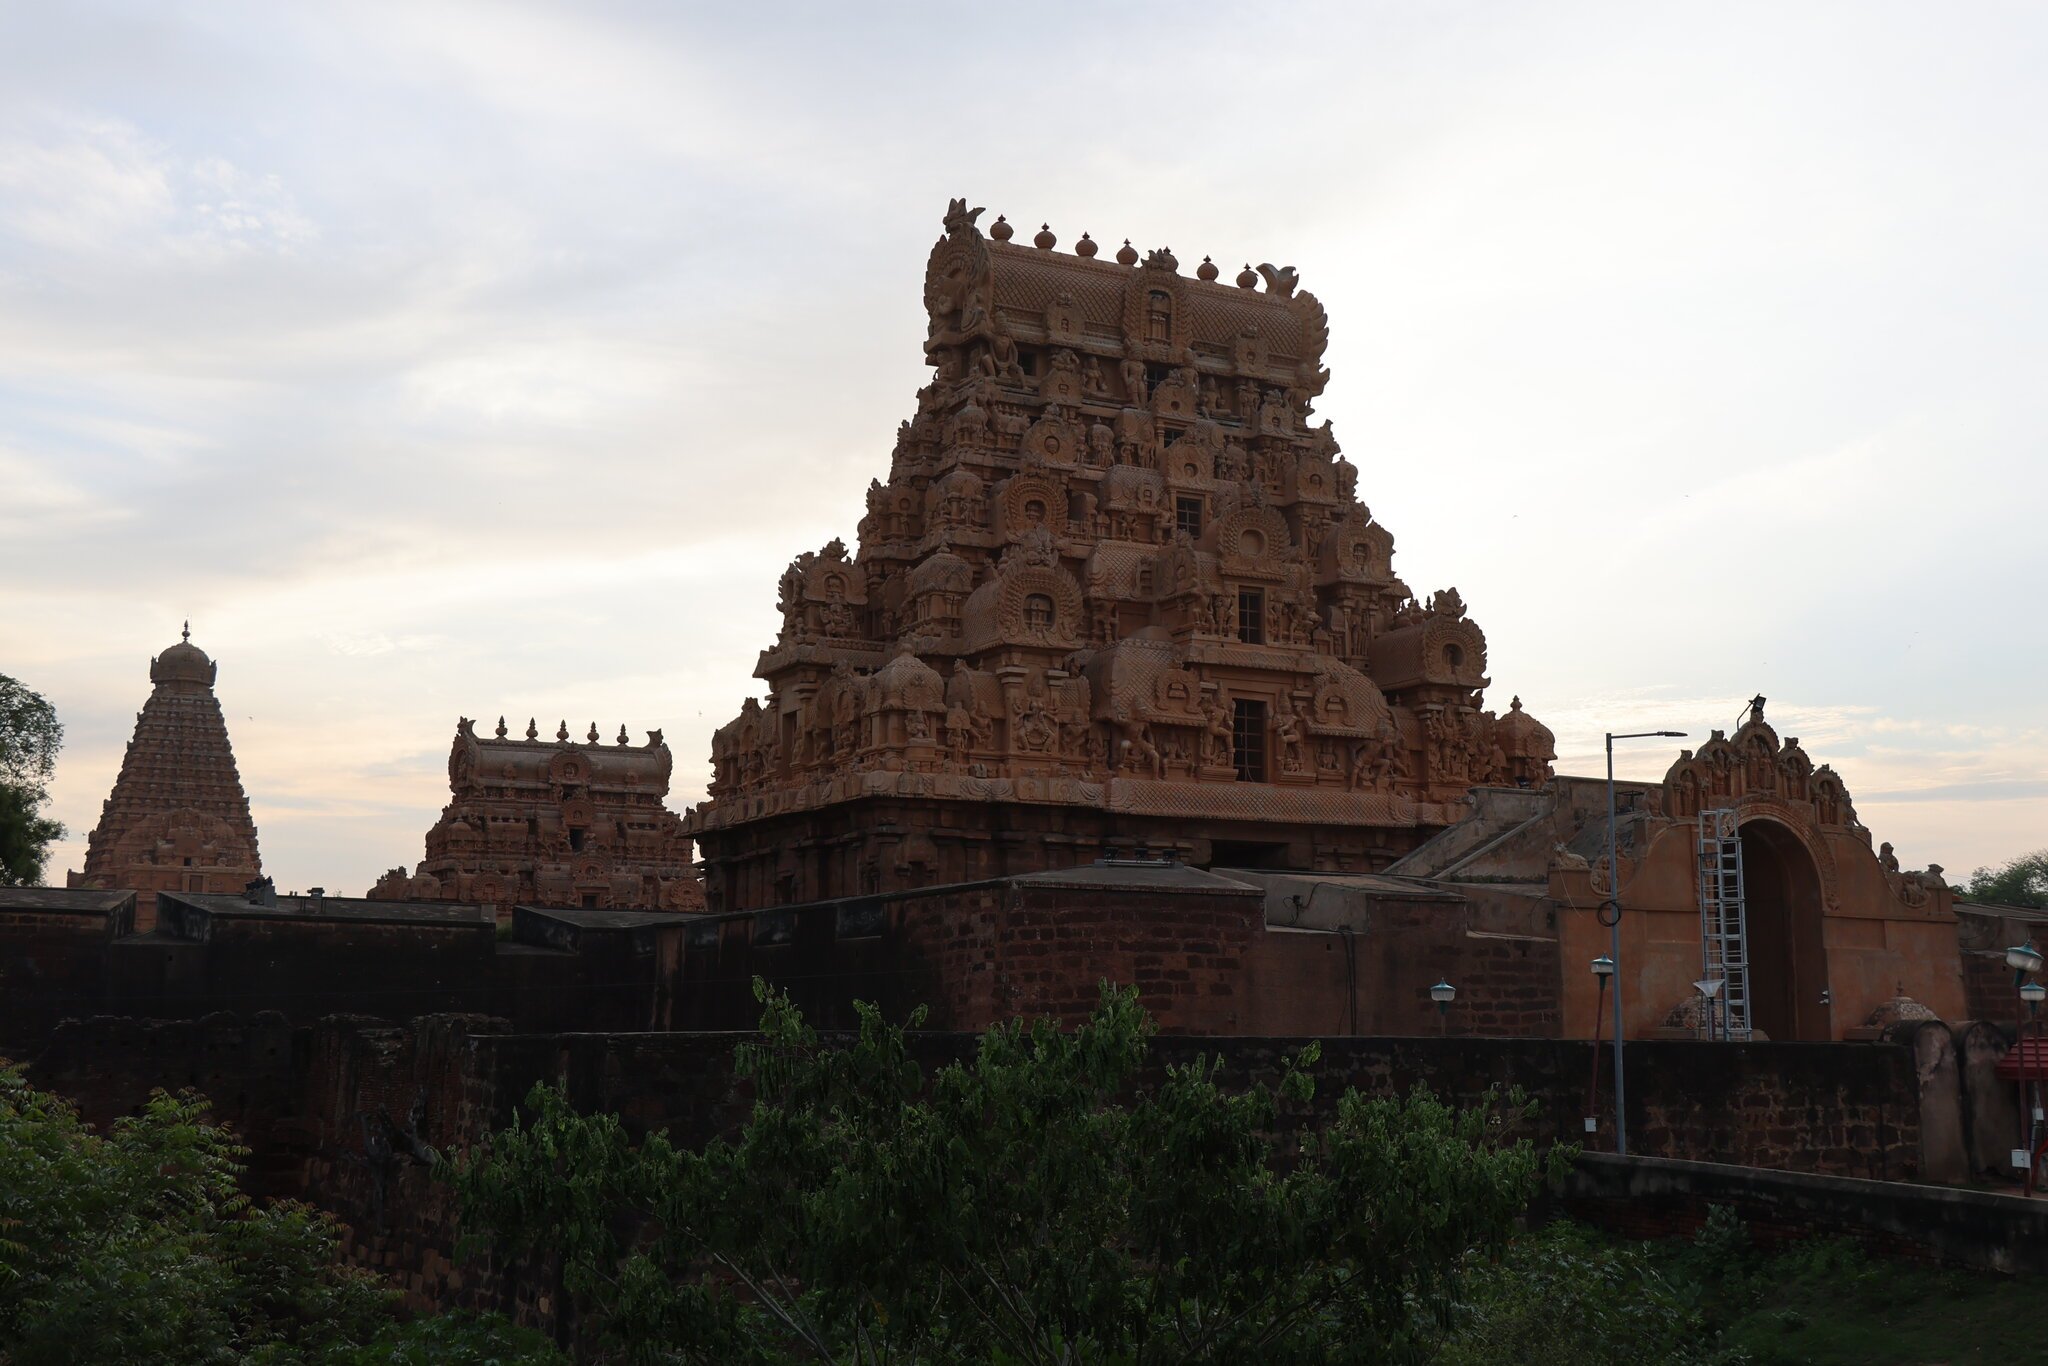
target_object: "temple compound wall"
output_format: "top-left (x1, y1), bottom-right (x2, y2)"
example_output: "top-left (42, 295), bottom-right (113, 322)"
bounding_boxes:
top-left (369, 716), bottom-right (704, 915)
top-left (0, 887), bottom-right (689, 1058)
top-left (687, 201), bottom-right (1556, 911)
top-left (66, 629), bottom-right (262, 929)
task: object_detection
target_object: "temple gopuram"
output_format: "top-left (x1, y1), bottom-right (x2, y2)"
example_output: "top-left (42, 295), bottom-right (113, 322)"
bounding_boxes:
top-left (368, 717), bottom-right (704, 914)
top-left (67, 626), bottom-right (263, 927)
top-left (688, 201), bottom-right (1556, 912)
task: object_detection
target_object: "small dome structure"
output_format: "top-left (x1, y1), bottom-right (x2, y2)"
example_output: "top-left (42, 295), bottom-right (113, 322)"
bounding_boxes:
top-left (149, 626), bottom-right (217, 687)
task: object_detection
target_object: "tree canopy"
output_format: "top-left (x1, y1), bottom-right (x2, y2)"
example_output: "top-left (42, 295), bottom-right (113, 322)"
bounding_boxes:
top-left (1960, 850), bottom-right (2048, 910)
top-left (456, 982), bottom-right (1565, 1364)
top-left (0, 673), bottom-right (64, 886)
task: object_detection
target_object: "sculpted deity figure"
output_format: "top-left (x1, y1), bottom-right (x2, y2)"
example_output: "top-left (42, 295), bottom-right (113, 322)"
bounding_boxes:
top-left (1203, 692), bottom-right (1234, 766)
top-left (1120, 356), bottom-right (1148, 404)
top-left (1276, 702), bottom-right (1309, 775)
top-left (1879, 841), bottom-right (1901, 875)
top-left (945, 703), bottom-right (974, 763)
top-left (1082, 356), bottom-right (1109, 397)
top-left (1115, 719), bottom-right (1165, 779)
top-left (1088, 419), bottom-right (1114, 465)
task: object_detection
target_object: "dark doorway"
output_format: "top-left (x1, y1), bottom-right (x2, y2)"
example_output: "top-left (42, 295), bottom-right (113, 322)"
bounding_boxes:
top-left (1739, 820), bottom-right (1831, 1041)
top-left (1210, 840), bottom-right (1290, 870)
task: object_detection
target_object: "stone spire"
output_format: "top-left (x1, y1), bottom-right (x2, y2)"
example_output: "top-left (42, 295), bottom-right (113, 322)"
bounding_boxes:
top-left (69, 630), bottom-right (262, 924)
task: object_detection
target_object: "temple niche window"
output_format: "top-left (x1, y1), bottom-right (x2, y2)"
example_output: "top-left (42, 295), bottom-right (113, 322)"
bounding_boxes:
top-left (1237, 587), bottom-right (1265, 645)
top-left (1147, 291), bottom-right (1172, 344)
top-left (1176, 496), bottom-right (1203, 538)
top-left (1443, 643), bottom-right (1465, 670)
top-left (1024, 498), bottom-right (1047, 526)
top-left (1232, 698), bottom-right (1267, 782)
top-left (1024, 593), bottom-right (1055, 631)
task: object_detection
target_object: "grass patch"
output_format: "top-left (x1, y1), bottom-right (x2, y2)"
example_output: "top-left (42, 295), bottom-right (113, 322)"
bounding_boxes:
top-left (1661, 1208), bottom-right (2043, 1366)
top-left (1440, 1208), bottom-right (2045, 1366)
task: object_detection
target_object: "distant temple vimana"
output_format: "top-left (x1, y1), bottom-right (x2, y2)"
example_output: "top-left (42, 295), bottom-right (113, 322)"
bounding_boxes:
top-left (43, 200), bottom-right (2035, 1072)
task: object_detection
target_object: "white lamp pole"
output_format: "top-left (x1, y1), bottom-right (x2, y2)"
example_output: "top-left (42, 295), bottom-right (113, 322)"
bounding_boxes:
top-left (1694, 976), bottom-right (1725, 1043)
top-left (1605, 728), bottom-right (1685, 1157)
top-left (2007, 943), bottom-right (2044, 1184)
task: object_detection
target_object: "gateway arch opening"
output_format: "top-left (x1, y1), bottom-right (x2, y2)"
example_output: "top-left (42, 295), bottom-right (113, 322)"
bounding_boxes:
top-left (1739, 819), bottom-right (1832, 1041)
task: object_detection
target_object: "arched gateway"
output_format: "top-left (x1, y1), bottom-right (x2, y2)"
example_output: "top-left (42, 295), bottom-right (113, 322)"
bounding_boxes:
top-left (1738, 816), bottom-right (1833, 1041)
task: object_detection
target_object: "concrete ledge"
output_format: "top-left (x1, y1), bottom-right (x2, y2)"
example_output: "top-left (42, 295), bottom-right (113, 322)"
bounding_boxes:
top-left (1563, 1151), bottom-right (2048, 1274)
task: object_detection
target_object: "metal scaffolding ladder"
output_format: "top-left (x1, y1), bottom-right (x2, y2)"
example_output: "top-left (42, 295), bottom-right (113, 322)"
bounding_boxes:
top-left (1697, 809), bottom-right (1753, 1041)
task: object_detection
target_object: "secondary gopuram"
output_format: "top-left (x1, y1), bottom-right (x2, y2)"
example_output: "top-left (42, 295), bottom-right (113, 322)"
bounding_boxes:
top-left (66, 626), bottom-right (263, 927)
top-left (687, 201), bottom-right (1555, 912)
top-left (369, 717), bottom-right (705, 915)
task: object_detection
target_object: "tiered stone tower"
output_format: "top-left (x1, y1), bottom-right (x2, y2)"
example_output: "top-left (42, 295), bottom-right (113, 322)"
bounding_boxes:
top-left (688, 201), bottom-right (1554, 912)
top-left (368, 717), bottom-right (704, 914)
top-left (69, 626), bottom-right (263, 922)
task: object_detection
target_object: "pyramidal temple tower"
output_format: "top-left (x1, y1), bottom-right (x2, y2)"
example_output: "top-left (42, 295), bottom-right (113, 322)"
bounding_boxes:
top-left (686, 201), bottom-right (1554, 911)
top-left (69, 626), bottom-right (263, 921)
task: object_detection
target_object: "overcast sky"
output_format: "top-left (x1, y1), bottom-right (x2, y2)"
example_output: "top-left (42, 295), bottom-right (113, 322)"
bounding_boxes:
top-left (4, 1), bottom-right (2044, 896)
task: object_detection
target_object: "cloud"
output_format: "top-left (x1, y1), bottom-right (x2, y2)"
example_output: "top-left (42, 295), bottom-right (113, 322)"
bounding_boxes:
top-left (6, 1), bottom-right (2048, 895)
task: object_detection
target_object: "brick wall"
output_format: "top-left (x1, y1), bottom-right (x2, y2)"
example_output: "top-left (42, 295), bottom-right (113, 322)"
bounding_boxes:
top-left (896, 882), bottom-right (1265, 1032)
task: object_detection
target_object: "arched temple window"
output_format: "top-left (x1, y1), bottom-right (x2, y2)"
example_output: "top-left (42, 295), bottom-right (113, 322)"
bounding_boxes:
top-left (1024, 594), bottom-right (1055, 631)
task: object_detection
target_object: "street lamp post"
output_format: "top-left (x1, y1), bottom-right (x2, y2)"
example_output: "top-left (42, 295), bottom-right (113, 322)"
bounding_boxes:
top-left (1430, 979), bottom-right (1456, 1038)
top-left (2024, 980), bottom-right (2046, 1196)
top-left (1605, 728), bottom-right (1686, 1158)
top-left (1694, 977), bottom-right (1725, 1044)
top-left (1587, 956), bottom-right (1615, 1138)
top-left (2006, 943), bottom-right (2044, 1186)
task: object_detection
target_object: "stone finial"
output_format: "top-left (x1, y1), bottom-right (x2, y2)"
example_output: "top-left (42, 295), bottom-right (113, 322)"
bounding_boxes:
top-left (557, 720), bottom-right (569, 742)
top-left (495, 716), bottom-right (508, 739)
top-left (617, 724), bottom-right (630, 746)
top-left (989, 214), bottom-right (1013, 242)
top-left (587, 722), bottom-right (600, 744)
top-left (1034, 223), bottom-right (1056, 250)
top-left (181, 619), bottom-right (191, 642)
top-left (1076, 232), bottom-right (1097, 258)
top-left (1116, 238), bottom-right (1138, 266)
top-left (526, 717), bottom-right (539, 741)
top-left (1197, 256), bottom-right (1219, 281)
top-left (1237, 263), bottom-right (1258, 289)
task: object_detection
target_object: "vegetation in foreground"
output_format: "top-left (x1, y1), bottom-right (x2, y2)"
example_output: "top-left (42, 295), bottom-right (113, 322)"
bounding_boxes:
top-left (0, 1068), bottom-right (559, 1365)
top-left (1446, 1207), bottom-right (2048, 1366)
top-left (457, 982), bottom-right (1563, 1363)
top-left (6, 983), bottom-right (2044, 1364)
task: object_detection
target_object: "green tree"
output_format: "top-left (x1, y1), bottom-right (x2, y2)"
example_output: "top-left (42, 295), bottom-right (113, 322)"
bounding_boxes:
top-left (456, 983), bottom-right (1564, 1365)
top-left (1961, 850), bottom-right (2048, 909)
top-left (0, 673), bottom-right (65, 886)
top-left (0, 1067), bottom-right (563, 1366)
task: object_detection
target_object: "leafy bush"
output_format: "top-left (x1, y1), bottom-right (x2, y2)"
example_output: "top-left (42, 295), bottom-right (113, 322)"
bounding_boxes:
top-left (1434, 1222), bottom-right (1731, 1366)
top-left (455, 981), bottom-right (1568, 1364)
top-left (0, 1067), bottom-right (561, 1366)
